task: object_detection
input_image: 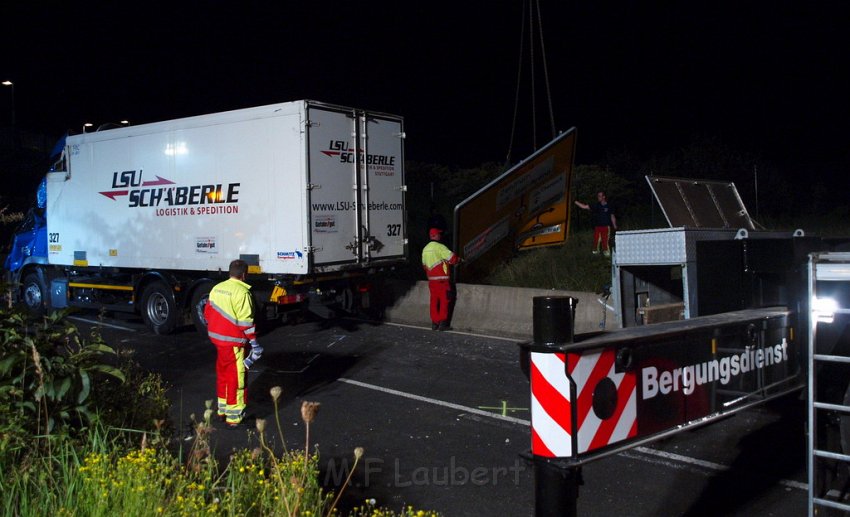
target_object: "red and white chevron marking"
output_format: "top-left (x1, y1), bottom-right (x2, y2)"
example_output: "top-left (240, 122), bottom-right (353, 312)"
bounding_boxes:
top-left (530, 348), bottom-right (637, 458)
top-left (531, 352), bottom-right (573, 457)
top-left (570, 348), bottom-right (637, 453)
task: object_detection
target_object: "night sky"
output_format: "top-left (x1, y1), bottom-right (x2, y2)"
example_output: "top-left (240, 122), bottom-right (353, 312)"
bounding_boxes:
top-left (3, 2), bottom-right (849, 174)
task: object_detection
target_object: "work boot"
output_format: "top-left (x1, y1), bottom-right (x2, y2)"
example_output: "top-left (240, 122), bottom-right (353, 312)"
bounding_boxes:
top-left (437, 321), bottom-right (451, 331)
top-left (432, 322), bottom-right (439, 330)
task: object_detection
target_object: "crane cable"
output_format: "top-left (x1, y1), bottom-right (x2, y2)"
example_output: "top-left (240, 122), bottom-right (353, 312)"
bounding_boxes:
top-left (536, 0), bottom-right (557, 141)
top-left (505, 0), bottom-right (557, 167)
top-left (505, 5), bottom-right (527, 168)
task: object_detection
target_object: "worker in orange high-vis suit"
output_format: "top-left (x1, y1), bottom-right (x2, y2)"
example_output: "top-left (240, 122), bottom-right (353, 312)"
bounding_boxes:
top-left (421, 227), bottom-right (461, 331)
top-left (204, 259), bottom-right (263, 428)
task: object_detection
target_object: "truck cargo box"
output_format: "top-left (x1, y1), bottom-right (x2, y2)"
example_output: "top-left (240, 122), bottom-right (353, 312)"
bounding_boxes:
top-left (46, 100), bottom-right (406, 275)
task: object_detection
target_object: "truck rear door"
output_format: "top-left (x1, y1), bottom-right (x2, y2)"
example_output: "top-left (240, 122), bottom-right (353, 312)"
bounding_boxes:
top-left (306, 104), bottom-right (406, 268)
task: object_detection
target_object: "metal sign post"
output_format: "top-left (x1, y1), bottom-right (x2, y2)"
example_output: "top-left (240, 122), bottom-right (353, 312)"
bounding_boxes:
top-left (525, 296), bottom-right (581, 517)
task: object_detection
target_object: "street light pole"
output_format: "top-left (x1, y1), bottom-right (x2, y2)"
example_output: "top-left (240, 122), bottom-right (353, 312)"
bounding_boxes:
top-left (1, 80), bottom-right (14, 126)
top-left (83, 122), bottom-right (93, 133)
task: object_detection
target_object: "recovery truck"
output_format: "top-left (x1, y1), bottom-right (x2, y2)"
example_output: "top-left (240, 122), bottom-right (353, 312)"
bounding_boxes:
top-left (522, 176), bottom-right (850, 515)
top-left (3, 100), bottom-right (408, 334)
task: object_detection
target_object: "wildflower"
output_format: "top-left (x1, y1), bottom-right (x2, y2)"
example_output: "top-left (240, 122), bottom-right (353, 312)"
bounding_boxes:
top-left (30, 344), bottom-right (44, 379)
top-left (301, 401), bottom-right (320, 423)
top-left (354, 447), bottom-right (364, 460)
top-left (270, 385), bottom-right (283, 402)
top-left (255, 418), bottom-right (267, 433)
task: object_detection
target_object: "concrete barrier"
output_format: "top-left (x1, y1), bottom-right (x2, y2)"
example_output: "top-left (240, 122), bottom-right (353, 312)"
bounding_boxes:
top-left (383, 281), bottom-right (615, 340)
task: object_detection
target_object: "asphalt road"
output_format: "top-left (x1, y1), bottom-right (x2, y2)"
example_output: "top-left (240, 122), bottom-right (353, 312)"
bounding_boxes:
top-left (70, 312), bottom-right (811, 516)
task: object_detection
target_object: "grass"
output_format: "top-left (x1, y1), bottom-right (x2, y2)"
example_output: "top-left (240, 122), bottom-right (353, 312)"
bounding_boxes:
top-left (486, 230), bottom-right (613, 293)
top-left (1, 393), bottom-right (439, 517)
top-left (0, 303), bottom-right (439, 517)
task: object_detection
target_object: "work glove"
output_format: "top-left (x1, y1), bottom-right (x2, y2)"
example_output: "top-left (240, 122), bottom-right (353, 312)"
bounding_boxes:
top-left (244, 339), bottom-right (263, 370)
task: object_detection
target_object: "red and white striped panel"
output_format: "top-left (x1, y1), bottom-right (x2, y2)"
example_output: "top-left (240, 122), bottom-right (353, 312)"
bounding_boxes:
top-left (530, 351), bottom-right (573, 457)
top-left (530, 348), bottom-right (637, 458)
top-left (569, 348), bottom-right (637, 453)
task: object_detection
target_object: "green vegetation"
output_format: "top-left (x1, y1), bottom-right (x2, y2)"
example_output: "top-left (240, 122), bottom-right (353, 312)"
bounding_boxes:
top-left (486, 230), bottom-right (612, 292)
top-left (0, 305), bottom-right (126, 453)
top-left (406, 154), bottom-right (849, 292)
top-left (0, 299), bottom-right (437, 516)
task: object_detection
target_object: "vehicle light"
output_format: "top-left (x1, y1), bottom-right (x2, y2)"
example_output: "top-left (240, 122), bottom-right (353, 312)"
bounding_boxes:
top-left (813, 296), bottom-right (838, 324)
top-left (276, 293), bottom-right (306, 305)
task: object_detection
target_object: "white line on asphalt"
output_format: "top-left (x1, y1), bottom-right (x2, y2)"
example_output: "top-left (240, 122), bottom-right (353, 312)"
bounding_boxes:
top-left (327, 334), bottom-right (348, 348)
top-left (631, 446), bottom-right (729, 472)
top-left (626, 447), bottom-right (808, 491)
top-left (379, 321), bottom-right (522, 342)
top-left (338, 378), bottom-right (531, 425)
top-left (68, 316), bottom-right (137, 331)
top-left (338, 377), bottom-right (809, 491)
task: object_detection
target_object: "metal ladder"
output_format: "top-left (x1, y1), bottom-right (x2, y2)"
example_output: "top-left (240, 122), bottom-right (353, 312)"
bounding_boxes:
top-left (808, 252), bottom-right (850, 515)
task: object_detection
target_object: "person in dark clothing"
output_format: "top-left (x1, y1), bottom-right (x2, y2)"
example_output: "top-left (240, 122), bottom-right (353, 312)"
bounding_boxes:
top-left (574, 191), bottom-right (618, 256)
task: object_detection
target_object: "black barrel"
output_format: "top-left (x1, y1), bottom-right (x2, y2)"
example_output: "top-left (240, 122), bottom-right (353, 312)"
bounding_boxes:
top-left (533, 296), bottom-right (578, 346)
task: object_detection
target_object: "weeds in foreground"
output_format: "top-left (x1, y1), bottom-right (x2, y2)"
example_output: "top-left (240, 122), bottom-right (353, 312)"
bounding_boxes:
top-left (3, 385), bottom-right (439, 516)
top-left (0, 301), bottom-right (438, 516)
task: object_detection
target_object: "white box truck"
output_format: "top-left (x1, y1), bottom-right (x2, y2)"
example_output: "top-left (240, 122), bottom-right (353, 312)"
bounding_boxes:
top-left (4, 100), bottom-right (407, 334)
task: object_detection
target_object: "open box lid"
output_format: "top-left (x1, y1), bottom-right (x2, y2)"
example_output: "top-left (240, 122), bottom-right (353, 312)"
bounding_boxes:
top-left (646, 175), bottom-right (755, 230)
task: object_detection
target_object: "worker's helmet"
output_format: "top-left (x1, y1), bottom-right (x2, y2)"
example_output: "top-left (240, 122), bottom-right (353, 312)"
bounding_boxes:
top-left (429, 227), bottom-right (443, 240)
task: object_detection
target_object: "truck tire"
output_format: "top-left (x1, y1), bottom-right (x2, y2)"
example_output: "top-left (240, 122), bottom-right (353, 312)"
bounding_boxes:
top-left (22, 273), bottom-right (48, 315)
top-left (141, 283), bottom-right (178, 335)
top-left (190, 283), bottom-right (214, 335)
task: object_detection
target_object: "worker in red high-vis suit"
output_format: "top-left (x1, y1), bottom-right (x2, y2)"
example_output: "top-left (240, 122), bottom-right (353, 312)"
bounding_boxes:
top-left (421, 227), bottom-right (461, 331)
top-left (204, 259), bottom-right (263, 428)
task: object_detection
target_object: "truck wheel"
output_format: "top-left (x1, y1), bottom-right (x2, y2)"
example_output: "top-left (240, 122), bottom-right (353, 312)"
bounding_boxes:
top-left (191, 283), bottom-right (214, 335)
top-left (141, 283), bottom-right (178, 335)
top-left (22, 273), bottom-right (48, 315)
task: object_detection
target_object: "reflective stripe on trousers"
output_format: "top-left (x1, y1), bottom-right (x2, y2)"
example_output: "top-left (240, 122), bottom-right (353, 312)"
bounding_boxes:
top-left (215, 344), bottom-right (246, 424)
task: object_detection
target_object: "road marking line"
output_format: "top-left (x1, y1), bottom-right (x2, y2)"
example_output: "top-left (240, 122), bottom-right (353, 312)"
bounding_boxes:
top-left (478, 400), bottom-right (529, 416)
top-left (68, 316), bottom-right (137, 331)
top-left (626, 447), bottom-right (808, 491)
top-left (631, 446), bottom-right (728, 472)
top-left (338, 377), bottom-right (809, 491)
top-left (327, 335), bottom-right (348, 348)
top-left (379, 321), bottom-right (521, 342)
top-left (338, 378), bottom-right (530, 425)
